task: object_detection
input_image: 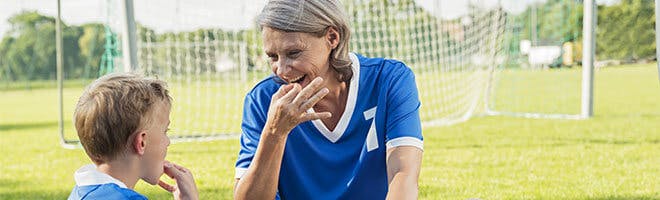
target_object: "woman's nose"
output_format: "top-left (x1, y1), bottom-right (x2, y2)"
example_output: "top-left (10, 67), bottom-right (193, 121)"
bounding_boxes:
top-left (276, 58), bottom-right (291, 75)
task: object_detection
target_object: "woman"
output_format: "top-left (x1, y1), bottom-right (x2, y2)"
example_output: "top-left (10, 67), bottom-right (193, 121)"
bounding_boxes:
top-left (234, 0), bottom-right (423, 199)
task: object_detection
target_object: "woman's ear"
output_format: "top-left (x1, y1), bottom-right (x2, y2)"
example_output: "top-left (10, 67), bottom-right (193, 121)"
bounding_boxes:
top-left (132, 131), bottom-right (147, 155)
top-left (325, 27), bottom-right (340, 49)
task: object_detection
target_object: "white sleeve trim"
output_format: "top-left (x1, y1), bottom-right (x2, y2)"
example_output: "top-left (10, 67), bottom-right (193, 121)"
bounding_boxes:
top-left (386, 136), bottom-right (423, 151)
top-left (235, 167), bottom-right (248, 179)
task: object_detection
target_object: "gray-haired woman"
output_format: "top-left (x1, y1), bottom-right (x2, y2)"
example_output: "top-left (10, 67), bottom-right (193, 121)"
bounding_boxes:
top-left (234, 0), bottom-right (423, 199)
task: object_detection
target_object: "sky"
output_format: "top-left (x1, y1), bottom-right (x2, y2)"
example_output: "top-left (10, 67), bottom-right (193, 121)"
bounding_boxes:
top-left (0, 0), bottom-right (621, 38)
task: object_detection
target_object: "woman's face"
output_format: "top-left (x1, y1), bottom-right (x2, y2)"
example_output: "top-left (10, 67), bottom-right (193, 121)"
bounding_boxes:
top-left (262, 26), bottom-right (338, 88)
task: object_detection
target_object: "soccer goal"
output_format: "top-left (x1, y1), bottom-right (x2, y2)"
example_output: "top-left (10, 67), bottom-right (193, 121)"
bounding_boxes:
top-left (57, 0), bottom-right (595, 146)
top-left (484, 0), bottom-right (594, 120)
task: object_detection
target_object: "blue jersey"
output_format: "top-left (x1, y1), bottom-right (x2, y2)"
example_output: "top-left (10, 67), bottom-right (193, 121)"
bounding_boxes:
top-left (68, 164), bottom-right (147, 200)
top-left (236, 53), bottom-right (423, 200)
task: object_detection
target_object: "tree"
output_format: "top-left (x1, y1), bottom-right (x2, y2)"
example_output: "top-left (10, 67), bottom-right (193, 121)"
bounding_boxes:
top-left (0, 37), bottom-right (16, 81)
top-left (597, 0), bottom-right (656, 60)
top-left (516, 0), bottom-right (582, 44)
top-left (0, 11), bottom-right (56, 81)
top-left (0, 11), bottom-right (84, 81)
top-left (78, 23), bottom-right (106, 78)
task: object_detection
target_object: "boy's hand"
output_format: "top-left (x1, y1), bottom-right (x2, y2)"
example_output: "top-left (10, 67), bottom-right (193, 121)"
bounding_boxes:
top-left (158, 161), bottom-right (199, 200)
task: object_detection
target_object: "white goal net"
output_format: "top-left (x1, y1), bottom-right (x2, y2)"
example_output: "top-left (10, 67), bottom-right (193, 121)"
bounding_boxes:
top-left (59, 0), bottom-right (586, 144)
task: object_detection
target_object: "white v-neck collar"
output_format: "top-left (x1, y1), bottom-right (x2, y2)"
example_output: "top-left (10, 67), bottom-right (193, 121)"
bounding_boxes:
top-left (308, 53), bottom-right (360, 143)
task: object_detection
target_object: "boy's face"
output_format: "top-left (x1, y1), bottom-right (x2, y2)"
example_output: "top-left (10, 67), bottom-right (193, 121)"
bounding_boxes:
top-left (140, 100), bottom-right (171, 185)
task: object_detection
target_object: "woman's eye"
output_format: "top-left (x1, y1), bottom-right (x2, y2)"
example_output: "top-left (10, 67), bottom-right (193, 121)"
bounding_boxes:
top-left (288, 51), bottom-right (301, 57)
top-left (267, 54), bottom-right (278, 61)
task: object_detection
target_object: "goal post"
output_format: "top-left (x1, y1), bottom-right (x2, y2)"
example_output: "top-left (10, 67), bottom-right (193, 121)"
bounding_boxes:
top-left (656, 0), bottom-right (660, 85)
top-left (483, 0), bottom-right (594, 120)
top-left (56, 0), bottom-right (79, 149)
top-left (120, 0), bottom-right (138, 73)
top-left (582, 0), bottom-right (596, 119)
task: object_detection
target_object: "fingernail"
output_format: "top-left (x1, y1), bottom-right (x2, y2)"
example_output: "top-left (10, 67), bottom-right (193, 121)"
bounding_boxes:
top-left (322, 88), bottom-right (329, 93)
top-left (165, 162), bottom-right (172, 168)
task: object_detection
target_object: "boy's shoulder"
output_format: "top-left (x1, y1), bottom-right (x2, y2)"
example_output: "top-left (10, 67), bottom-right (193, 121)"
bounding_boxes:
top-left (68, 164), bottom-right (147, 200)
top-left (68, 183), bottom-right (147, 200)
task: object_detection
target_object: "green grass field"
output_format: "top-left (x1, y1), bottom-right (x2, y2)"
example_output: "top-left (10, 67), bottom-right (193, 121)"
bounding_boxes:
top-left (1, 64), bottom-right (658, 199)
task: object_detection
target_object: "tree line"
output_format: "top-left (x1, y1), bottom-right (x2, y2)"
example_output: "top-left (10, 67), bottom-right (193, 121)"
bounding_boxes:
top-left (0, 11), bottom-right (106, 81)
top-left (512, 0), bottom-right (656, 62)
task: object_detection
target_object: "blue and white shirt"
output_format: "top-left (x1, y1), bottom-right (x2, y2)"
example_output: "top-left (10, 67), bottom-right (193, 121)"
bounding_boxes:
top-left (235, 53), bottom-right (423, 200)
top-left (68, 164), bottom-right (147, 200)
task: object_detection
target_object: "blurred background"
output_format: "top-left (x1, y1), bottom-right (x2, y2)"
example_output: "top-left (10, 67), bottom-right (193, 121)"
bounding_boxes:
top-left (1, 0), bottom-right (658, 199)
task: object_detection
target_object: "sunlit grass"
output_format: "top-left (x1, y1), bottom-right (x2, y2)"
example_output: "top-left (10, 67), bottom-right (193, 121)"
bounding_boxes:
top-left (0, 64), bottom-right (658, 199)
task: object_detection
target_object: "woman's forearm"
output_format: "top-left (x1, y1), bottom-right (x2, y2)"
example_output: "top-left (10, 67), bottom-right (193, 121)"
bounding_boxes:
top-left (234, 131), bottom-right (288, 200)
top-left (386, 171), bottom-right (419, 200)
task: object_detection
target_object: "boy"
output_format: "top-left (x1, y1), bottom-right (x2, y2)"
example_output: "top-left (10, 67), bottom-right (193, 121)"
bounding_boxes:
top-left (68, 73), bottom-right (198, 200)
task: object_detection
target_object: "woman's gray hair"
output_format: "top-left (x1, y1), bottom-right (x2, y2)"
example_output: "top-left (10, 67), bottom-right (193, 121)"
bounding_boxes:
top-left (258, 0), bottom-right (353, 82)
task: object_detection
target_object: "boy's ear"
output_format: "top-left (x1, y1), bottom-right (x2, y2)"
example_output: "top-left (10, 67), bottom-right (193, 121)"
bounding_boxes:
top-left (132, 131), bottom-right (147, 155)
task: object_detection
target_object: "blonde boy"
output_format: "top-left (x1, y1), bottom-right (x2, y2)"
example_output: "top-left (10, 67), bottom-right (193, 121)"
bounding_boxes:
top-left (68, 73), bottom-right (198, 200)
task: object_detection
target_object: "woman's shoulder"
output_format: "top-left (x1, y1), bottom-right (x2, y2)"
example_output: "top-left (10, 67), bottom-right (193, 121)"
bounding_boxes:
top-left (354, 53), bottom-right (413, 75)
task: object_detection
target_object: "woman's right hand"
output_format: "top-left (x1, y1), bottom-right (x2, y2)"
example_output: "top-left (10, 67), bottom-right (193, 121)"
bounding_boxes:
top-left (264, 77), bottom-right (331, 137)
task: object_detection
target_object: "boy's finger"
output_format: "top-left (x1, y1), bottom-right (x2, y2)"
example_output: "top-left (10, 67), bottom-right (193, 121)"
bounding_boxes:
top-left (171, 163), bottom-right (190, 174)
top-left (158, 180), bottom-right (176, 193)
top-left (163, 162), bottom-right (181, 178)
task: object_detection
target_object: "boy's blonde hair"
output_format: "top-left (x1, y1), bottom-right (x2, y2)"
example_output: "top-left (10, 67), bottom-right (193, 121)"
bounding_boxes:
top-left (74, 73), bottom-right (172, 164)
